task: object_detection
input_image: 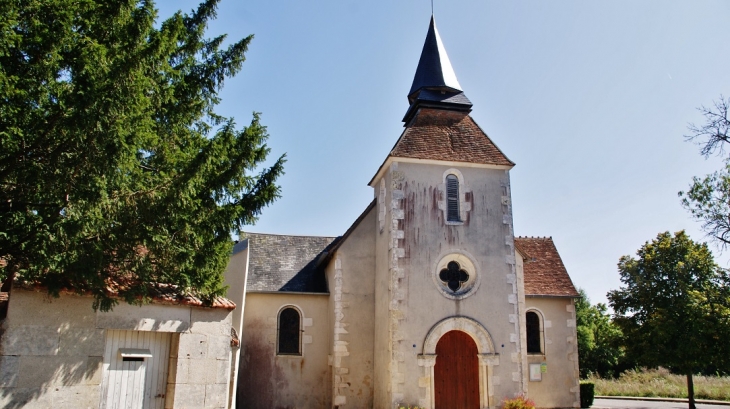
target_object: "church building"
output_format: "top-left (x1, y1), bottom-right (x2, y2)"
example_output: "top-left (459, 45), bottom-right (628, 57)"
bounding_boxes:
top-left (226, 16), bottom-right (581, 409)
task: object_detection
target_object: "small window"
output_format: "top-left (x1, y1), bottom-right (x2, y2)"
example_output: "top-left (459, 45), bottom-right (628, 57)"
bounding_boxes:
top-left (526, 311), bottom-right (542, 354)
top-left (439, 261), bottom-right (469, 292)
top-left (277, 307), bottom-right (301, 355)
top-left (446, 174), bottom-right (460, 222)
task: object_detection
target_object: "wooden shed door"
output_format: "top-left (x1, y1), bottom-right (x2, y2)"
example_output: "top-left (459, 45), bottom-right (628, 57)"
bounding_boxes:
top-left (434, 330), bottom-right (479, 409)
top-left (100, 330), bottom-right (172, 409)
top-left (104, 358), bottom-right (146, 408)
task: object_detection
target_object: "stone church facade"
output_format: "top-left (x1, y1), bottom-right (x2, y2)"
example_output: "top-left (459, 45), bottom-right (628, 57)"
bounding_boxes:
top-left (228, 16), bottom-right (580, 409)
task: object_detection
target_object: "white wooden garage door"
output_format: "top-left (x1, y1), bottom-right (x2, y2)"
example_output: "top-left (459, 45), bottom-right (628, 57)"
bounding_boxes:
top-left (100, 330), bottom-right (172, 409)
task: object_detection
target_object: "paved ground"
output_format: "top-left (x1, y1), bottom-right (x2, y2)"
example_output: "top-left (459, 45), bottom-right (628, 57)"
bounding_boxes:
top-left (594, 398), bottom-right (729, 409)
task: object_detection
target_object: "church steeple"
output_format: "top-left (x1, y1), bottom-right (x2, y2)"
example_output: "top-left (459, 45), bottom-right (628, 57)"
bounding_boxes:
top-left (408, 15), bottom-right (462, 98)
top-left (404, 15), bottom-right (472, 124)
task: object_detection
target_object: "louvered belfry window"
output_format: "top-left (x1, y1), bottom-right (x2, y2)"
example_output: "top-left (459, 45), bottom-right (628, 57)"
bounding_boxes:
top-left (526, 311), bottom-right (542, 354)
top-left (278, 307), bottom-right (301, 355)
top-left (446, 174), bottom-right (460, 222)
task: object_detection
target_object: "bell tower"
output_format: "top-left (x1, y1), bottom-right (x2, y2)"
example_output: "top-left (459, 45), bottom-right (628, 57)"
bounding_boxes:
top-left (370, 15), bottom-right (527, 409)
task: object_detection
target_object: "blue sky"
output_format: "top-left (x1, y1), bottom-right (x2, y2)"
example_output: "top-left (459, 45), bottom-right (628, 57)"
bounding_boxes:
top-left (157, 0), bottom-right (730, 306)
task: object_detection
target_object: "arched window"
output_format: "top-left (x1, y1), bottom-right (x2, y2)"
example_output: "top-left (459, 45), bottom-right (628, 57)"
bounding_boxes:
top-left (277, 307), bottom-right (301, 355)
top-left (526, 311), bottom-right (542, 354)
top-left (446, 174), bottom-right (460, 222)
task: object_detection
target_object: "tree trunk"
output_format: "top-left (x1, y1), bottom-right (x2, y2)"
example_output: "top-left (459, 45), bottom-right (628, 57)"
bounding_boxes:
top-left (686, 372), bottom-right (696, 409)
top-left (0, 270), bottom-right (14, 320)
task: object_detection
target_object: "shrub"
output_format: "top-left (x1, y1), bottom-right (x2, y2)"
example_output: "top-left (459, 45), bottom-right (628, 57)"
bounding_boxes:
top-left (503, 395), bottom-right (536, 409)
top-left (580, 382), bottom-right (595, 408)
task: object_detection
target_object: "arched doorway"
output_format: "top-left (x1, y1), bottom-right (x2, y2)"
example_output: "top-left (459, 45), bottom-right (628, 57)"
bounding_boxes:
top-left (419, 316), bottom-right (499, 408)
top-left (434, 330), bottom-right (480, 409)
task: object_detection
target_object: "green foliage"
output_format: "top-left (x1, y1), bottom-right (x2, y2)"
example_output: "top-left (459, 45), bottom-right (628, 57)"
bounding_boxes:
top-left (580, 382), bottom-right (595, 408)
top-left (608, 231), bottom-right (730, 406)
top-left (502, 395), bottom-right (535, 409)
top-left (576, 288), bottom-right (624, 378)
top-left (680, 166), bottom-right (730, 246)
top-left (0, 0), bottom-right (284, 310)
top-left (608, 231), bottom-right (730, 375)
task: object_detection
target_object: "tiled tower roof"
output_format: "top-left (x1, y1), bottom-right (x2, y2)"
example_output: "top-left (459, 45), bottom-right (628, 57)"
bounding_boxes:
top-left (390, 108), bottom-right (513, 166)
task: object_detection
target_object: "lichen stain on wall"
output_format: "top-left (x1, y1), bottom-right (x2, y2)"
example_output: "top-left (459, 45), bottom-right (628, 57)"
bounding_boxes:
top-left (403, 182), bottom-right (413, 261)
top-left (480, 192), bottom-right (489, 228)
top-left (406, 180), bottom-right (443, 251)
top-left (464, 191), bottom-right (473, 225)
top-left (406, 177), bottom-right (474, 282)
top-left (430, 185), bottom-right (441, 223)
top-left (444, 224), bottom-right (460, 246)
top-left (239, 317), bottom-right (278, 409)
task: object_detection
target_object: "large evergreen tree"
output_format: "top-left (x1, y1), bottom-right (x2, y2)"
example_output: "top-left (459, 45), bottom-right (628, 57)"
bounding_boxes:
top-left (608, 231), bottom-right (730, 409)
top-left (0, 0), bottom-right (284, 311)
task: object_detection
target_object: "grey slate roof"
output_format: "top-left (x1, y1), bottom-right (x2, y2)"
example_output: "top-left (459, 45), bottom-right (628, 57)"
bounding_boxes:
top-left (415, 89), bottom-right (472, 105)
top-left (244, 233), bottom-right (338, 293)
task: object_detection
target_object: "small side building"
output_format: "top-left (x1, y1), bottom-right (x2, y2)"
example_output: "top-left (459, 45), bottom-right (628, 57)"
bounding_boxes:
top-left (517, 237), bottom-right (582, 408)
top-left (0, 286), bottom-right (238, 409)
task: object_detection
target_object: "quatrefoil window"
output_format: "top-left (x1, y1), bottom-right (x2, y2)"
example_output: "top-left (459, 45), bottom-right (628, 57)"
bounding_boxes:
top-left (433, 252), bottom-right (479, 300)
top-left (439, 261), bottom-right (469, 292)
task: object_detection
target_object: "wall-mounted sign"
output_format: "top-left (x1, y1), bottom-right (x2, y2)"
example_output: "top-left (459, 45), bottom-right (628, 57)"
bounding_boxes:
top-left (541, 363), bottom-right (547, 373)
top-left (529, 363), bottom-right (542, 381)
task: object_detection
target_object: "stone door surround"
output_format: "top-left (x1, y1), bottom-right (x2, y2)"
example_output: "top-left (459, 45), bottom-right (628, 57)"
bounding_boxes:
top-left (418, 316), bottom-right (500, 409)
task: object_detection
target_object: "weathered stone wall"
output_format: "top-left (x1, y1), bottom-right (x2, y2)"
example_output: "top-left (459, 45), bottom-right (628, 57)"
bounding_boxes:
top-left (168, 306), bottom-right (234, 409)
top-left (325, 207), bottom-right (376, 408)
top-left (0, 289), bottom-right (233, 409)
top-left (223, 241), bottom-right (250, 409)
top-left (373, 167), bottom-right (394, 409)
top-left (524, 297), bottom-right (580, 409)
top-left (236, 292), bottom-right (330, 409)
top-left (373, 160), bottom-right (524, 408)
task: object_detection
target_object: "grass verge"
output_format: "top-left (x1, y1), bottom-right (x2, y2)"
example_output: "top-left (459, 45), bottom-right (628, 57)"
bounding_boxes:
top-left (587, 368), bottom-right (730, 401)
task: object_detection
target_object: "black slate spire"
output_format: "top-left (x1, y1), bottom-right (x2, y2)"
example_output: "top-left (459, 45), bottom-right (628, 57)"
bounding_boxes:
top-left (404, 15), bottom-right (472, 124)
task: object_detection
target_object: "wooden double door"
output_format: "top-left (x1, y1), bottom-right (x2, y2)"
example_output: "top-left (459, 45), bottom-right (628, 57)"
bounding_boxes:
top-left (434, 330), bottom-right (480, 409)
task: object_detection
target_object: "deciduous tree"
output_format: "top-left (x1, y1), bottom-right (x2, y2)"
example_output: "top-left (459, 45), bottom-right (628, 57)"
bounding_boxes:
top-left (0, 0), bottom-right (284, 311)
top-left (607, 231), bottom-right (730, 409)
top-left (575, 289), bottom-right (624, 378)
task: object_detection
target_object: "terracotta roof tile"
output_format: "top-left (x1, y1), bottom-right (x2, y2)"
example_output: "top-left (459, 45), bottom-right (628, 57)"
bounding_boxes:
top-left (391, 108), bottom-right (514, 166)
top-left (515, 237), bottom-right (579, 297)
top-left (14, 281), bottom-right (236, 310)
